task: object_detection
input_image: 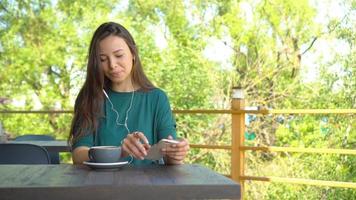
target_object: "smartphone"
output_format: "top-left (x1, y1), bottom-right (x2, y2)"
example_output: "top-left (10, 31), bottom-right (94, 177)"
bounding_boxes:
top-left (160, 139), bottom-right (180, 144)
top-left (145, 139), bottom-right (179, 160)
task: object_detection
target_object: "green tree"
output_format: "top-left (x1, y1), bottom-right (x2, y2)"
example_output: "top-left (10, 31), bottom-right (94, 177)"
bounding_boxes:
top-left (0, 0), bottom-right (354, 199)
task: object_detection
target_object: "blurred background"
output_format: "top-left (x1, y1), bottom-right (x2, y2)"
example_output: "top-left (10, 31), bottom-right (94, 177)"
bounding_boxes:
top-left (0, 0), bottom-right (355, 199)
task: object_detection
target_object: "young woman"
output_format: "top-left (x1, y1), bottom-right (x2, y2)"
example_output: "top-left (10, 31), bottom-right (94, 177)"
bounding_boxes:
top-left (69, 22), bottom-right (189, 165)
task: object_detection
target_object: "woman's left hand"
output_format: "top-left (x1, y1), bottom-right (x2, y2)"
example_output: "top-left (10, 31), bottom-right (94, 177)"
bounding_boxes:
top-left (162, 135), bottom-right (189, 165)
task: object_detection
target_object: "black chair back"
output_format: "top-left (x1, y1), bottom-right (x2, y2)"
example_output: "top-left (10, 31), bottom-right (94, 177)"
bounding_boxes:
top-left (0, 143), bottom-right (51, 164)
top-left (14, 134), bottom-right (60, 164)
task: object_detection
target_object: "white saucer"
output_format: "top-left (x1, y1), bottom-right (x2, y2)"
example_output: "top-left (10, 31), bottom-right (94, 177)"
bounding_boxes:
top-left (83, 161), bottom-right (129, 170)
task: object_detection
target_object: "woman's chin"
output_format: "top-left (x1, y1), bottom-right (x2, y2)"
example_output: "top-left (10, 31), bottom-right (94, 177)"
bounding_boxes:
top-left (109, 76), bottom-right (126, 83)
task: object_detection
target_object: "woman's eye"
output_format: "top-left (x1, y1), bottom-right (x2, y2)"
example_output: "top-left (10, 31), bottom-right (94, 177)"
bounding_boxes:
top-left (115, 54), bottom-right (123, 58)
top-left (100, 58), bottom-right (107, 62)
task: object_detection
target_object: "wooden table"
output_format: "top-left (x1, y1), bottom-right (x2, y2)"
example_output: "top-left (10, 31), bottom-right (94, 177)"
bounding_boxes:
top-left (4, 140), bottom-right (70, 152)
top-left (0, 164), bottom-right (241, 200)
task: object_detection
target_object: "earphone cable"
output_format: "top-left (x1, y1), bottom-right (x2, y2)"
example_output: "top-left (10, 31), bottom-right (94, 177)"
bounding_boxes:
top-left (104, 88), bottom-right (135, 134)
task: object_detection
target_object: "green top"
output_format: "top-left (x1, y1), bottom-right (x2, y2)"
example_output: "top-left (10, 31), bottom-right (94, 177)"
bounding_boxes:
top-left (72, 88), bottom-right (177, 165)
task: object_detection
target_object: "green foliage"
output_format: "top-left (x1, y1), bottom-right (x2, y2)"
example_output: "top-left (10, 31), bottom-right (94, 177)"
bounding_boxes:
top-left (0, 0), bottom-right (355, 199)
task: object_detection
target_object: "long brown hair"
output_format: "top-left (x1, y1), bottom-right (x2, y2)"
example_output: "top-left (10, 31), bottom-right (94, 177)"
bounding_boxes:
top-left (69, 22), bottom-right (155, 145)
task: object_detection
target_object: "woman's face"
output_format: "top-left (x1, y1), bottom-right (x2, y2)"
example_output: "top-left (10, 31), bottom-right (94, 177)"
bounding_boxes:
top-left (99, 35), bottom-right (134, 88)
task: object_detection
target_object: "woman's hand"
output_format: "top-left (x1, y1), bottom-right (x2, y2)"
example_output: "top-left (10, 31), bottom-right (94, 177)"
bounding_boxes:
top-left (121, 132), bottom-right (150, 160)
top-left (162, 135), bottom-right (190, 165)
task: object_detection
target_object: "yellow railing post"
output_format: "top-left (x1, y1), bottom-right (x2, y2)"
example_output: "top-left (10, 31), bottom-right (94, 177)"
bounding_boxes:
top-left (231, 87), bottom-right (245, 197)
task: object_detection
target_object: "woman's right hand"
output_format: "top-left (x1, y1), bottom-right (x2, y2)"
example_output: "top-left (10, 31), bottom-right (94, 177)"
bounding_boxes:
top-left (121, 131), bottom-right (150, 160)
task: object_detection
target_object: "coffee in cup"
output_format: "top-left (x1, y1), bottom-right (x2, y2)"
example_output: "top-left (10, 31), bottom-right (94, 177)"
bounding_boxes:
top-left (88, 146), bottom-right (122, 163)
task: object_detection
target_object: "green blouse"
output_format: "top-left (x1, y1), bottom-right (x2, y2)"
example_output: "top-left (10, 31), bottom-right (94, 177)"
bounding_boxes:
top-left (72, 88), bottom-right (177, 165)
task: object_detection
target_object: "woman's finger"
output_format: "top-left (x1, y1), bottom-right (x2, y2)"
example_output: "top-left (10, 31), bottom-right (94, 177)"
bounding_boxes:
top-left (165, 151), bottom-right (187, 158)
top-left (128, 132), bottom-right (148, 156)
top-left (122, 140), bottom-right (137, 158)
top-left (125, 137), bottom-right (145, 159)
top-left (121, 140), bottom-right (133, 157)
top-left (163, 137), bottom-right (189, 164)
top-left (162, 142), bottom-right (189, 153)
top-left (132, 131), bottom-right (149, 144)
top-left (168, 138), bottom-right (189, 148)
top-left (163, 145), bottom-right (188, 158)
top-left (166, 154), bottom-right (185, 162)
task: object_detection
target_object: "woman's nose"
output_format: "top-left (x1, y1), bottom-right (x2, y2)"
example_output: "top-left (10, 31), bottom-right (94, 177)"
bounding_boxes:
top-left (108, 58), bottom-right (117, 69)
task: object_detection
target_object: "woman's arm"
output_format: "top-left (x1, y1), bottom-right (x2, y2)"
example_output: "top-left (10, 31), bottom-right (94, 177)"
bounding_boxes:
top-left (72, 146), bottom-right (90, 164)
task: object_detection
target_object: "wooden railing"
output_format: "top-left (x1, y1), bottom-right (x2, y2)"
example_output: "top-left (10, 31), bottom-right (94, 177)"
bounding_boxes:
top-left (1, 105), bottom-right (355, 199)
top-left (173, 97), bottom-right (356, 189)
top-left (177, 107), bottom-right (356, 199)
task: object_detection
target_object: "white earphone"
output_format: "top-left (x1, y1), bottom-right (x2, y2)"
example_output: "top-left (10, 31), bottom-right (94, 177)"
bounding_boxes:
top-left (103, 89), bottom-right (135, 134)
top-left (103, 89), bottom-right (109, 99)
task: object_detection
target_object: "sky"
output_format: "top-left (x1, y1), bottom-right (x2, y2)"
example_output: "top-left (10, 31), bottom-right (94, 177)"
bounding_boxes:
top-left (301, 0), bottom-right (353, 83)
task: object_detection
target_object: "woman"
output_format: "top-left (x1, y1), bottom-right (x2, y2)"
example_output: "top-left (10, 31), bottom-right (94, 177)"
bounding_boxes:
top-left (69, 22), bottom-right (189, 165)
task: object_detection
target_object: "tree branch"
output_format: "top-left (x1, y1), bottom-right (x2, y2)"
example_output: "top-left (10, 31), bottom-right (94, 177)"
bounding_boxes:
top-left (0, 2), bottom-right (10, 13)
top-left (301, 37), bottom-right (317, 55)
top-left (301, 10), bottom-right (350, 56)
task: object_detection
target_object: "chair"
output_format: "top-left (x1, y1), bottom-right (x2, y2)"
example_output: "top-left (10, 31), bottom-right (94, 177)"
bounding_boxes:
top-left (14, 134), bottom-right (60, 164)
top-left (0, 143), bottom-right (51, 164)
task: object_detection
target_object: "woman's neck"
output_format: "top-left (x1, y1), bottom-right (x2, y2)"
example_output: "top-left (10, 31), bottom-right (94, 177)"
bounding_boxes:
top-left (111, 80), bottom-right (138, 92)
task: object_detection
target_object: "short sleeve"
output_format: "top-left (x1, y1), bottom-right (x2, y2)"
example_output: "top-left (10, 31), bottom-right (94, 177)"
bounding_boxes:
top-left (72, 133), bottom-right (94, 150)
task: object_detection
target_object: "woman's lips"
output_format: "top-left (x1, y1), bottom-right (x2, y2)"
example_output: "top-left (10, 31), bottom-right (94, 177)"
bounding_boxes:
top-left (110, 71), bottom-right (123, 77)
